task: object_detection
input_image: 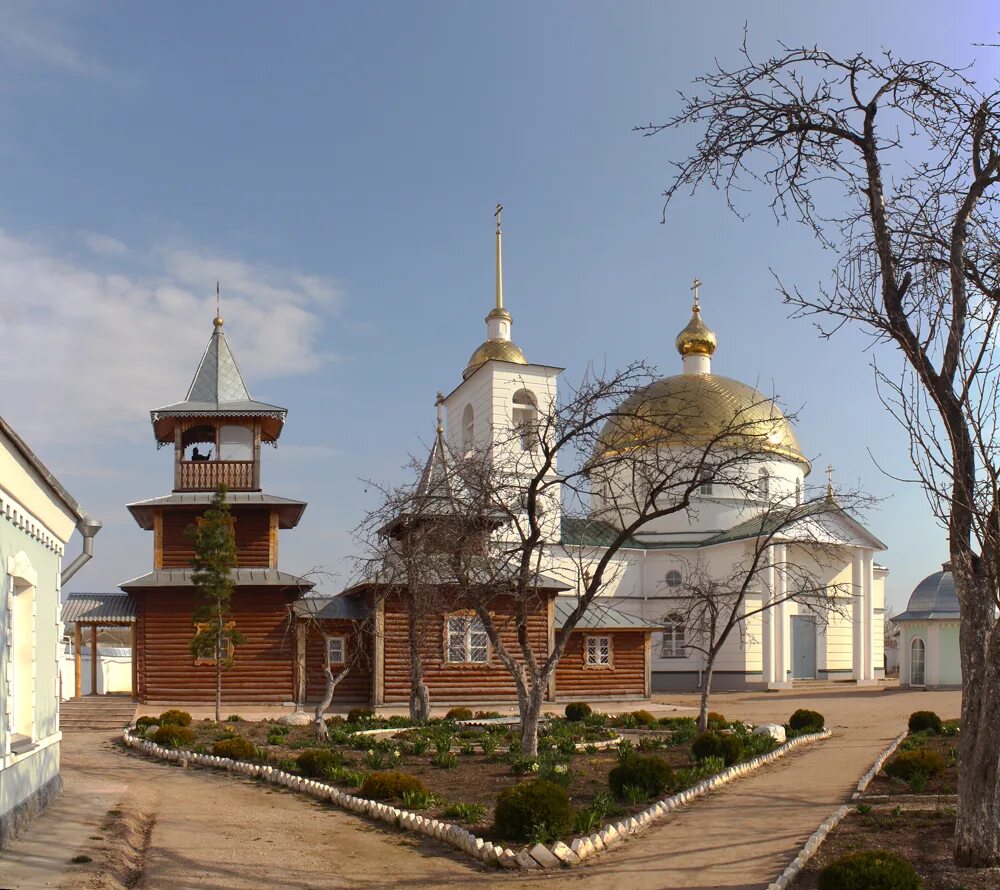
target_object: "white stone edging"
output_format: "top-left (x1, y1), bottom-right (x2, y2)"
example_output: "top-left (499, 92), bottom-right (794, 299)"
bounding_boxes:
top-left (123, 726), bottom-right (829, 871)
top-left (766, 729), bottom-right (908, 890)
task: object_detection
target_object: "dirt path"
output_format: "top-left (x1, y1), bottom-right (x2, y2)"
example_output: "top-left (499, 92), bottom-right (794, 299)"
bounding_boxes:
top-left (5, 686), bottom-right (961, 890)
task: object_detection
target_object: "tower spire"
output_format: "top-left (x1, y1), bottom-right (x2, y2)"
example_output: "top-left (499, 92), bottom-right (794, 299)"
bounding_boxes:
top-left (826, 464), bottom-right (836, 503)
top-left (214, 282), bottom-right (223, 329)
top-left (435, 391), bottom-right (445, 435)
top-left (495, 202), bottom-right (503, 311)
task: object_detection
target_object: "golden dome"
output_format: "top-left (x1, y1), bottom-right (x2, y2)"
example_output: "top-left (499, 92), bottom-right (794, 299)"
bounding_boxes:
top-left (675, 303), bottom-right (717, 357)
top-left (463, 338), bottom-right (528, 379)
top-left (596, 373), bottom-right (809, 469)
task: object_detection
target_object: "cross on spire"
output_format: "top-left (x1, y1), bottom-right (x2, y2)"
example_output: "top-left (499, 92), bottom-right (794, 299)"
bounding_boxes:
top-left (691, 277), bottom-right (702, 309)
top-left (494, 202), bottom-right (504, 311)
top-left (214, 282), bottom-right (223, 328)
top-left (495, 202), bottom-right (503, 233)
top-left (435, 391), bottom-right (445, 435)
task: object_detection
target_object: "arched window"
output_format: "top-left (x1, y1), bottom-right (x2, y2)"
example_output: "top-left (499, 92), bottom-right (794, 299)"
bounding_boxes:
top-left (910, 637), bottom-right (926, 686)
top-left (512, 389), bottom-right (538, 450)
top-left (661, 613), bottom-right (686, 658)
top-left (665, 569), bottom-right (683, 588)
top-left (699, 466), bottom-right (714, 496)
top-left (795, 477), bottom-right (802, 505)
top-left (757, 468), bottom-right (770, 500)
top-left (462, 404), bottom-right (475, 454)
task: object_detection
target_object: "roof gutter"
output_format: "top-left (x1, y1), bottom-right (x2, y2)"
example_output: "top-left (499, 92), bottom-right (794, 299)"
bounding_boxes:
top-left (61, 515), bottom-right (102, 586)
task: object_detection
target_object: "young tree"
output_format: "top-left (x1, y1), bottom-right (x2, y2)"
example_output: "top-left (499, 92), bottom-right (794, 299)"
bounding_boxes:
top-left (668, 486), bottom-right (870, 730)
top-left (642, 43), bottom-right (1000, 864)
top-left (188, 484), bottom-right (243, 723)
top-left (444, 362), bottom-right (794, 755)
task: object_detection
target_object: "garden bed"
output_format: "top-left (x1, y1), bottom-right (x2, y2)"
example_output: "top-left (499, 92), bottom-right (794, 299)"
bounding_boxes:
top-left (789, 805), bottom-right (1000, 889)
top-left (861, 717), bottom-right (959, 799)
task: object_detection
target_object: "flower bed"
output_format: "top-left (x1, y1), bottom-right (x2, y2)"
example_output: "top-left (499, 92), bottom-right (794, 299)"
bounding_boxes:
top-left (862, 714), bottom-right (959, 799)
top-left (125, 707), bottom-right (829, 869)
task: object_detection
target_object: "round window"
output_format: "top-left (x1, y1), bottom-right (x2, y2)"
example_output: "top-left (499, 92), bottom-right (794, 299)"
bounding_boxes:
top-left (665, 570), bottom-right (682, 588)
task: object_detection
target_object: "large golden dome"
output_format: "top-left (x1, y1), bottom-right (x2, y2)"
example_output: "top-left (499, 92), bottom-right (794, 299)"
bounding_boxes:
top-left (597, 373), bottom-right (809, 469)
top-left (463, 338), bottom-right (528, 379)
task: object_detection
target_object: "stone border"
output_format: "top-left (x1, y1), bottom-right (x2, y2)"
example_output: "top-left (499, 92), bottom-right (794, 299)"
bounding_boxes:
top-left (123, 727), bottom-right (829, 871)
top-left (766, 730), bottom-right (907, 890)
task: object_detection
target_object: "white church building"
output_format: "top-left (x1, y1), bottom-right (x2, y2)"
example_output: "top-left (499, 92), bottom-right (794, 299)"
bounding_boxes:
top-left (436, 211), bottom-right (886, 692)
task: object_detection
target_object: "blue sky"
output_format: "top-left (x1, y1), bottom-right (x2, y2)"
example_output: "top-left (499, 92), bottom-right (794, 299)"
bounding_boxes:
top-left (0, 1), bottom-right (994, 611)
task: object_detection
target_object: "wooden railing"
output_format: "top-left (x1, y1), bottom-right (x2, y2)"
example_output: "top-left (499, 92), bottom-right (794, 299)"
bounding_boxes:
top-left (176, 460), bottom-right (255, 491)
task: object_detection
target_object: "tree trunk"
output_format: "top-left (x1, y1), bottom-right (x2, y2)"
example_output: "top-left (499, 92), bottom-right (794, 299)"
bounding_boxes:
top-left (519, 677), bottom-right (547, 756)
top-left (407, 608), bottom-right (431, 723)
top-left (215, 626), bottom-right (222, 723)
top-left (698, 660), bottom-right (716, 732)
top-left (314, 666), bottom-right (350, 741)
top-left (952, 558), bottom-right (1000, 865)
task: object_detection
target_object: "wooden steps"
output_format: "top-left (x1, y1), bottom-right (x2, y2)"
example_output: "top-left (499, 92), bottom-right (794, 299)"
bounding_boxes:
top-left (61, 696), bottom-right (136, 731)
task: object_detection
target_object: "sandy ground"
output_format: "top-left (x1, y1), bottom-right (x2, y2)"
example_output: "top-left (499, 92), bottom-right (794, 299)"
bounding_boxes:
top-left (0, 686), bottom-right (962, 890)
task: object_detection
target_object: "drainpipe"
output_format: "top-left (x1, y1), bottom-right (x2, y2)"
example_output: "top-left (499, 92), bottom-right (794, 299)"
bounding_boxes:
top-left (61, 516), bottom-right (102, 585)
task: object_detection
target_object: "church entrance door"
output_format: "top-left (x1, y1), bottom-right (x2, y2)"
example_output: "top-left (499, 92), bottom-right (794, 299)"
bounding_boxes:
top-left (791, 616), bottom-right (817, 679)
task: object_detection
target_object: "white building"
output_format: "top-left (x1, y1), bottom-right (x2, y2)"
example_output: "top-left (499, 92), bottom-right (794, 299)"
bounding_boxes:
top-left (0, 417), bottom-right (99, 848)
top-left (437, 214), bottom-right (886, 692)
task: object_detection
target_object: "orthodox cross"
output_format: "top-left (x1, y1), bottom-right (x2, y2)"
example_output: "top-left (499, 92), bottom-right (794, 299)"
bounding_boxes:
top-left (495, 202), bottom-right (503, 233)
top-left (691, 277), bottom-right (702, 308)
top-left (435, 391), bottom-right (445, 434)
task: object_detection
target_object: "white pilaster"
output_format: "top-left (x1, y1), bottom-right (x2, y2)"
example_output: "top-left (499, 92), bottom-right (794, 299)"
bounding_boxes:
top-left (769, 542), bottom-right (792, 689)
top-left (852, 551), bottom-right (864, 682)
top-left (761, 549), bottom-right (775, 686)
top-left (863, 550), bottom-right (876, 681)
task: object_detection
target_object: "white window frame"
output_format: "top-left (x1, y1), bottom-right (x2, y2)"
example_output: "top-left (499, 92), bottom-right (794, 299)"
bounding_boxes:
top-left (326, 635), bottom-right (346, 665)
top-left (661, 614), bottom-right (686, 658)
top-left (585, 635), bottom-right (612, 668)
top-left (445, 615), bottom-right (489, 664)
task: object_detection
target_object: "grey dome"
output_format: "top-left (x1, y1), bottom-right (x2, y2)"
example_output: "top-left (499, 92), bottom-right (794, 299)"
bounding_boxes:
top-left (896, 563), bottom-right (960, 621)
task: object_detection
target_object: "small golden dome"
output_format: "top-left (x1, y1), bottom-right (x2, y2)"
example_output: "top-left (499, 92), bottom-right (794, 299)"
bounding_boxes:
top-left (675, 303), bottom-right (717, 357)
top-left (596, 373), bottom-right (809, 469)
top-left (463, 338), bottom-right (528, 379)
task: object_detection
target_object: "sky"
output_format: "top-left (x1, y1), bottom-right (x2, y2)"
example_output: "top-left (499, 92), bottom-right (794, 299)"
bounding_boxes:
top-left (0, 0), bottom-right (996, 612)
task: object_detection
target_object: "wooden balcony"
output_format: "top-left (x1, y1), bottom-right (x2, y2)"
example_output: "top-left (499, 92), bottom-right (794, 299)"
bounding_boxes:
top-left (176, 460), bottom-right (256, 492)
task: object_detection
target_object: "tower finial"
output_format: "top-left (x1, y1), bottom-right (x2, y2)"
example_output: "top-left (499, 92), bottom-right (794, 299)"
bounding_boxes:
top-left (495, 202), bottom-right (504, 311)
top-left (691, 277), bottom-right (702, 310)
top-left (214, 282), bottom-right (223, 328)
top-left (826, 464), bottom-right (835, 502)
top-left (435, 392), bottom-right (445, 435)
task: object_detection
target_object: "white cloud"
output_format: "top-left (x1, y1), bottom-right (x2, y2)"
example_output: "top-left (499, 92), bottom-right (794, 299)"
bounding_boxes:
top-left (0, 6), bottom-right (117, 83)
top-left (79, 231), bottom-right (127, 257)
top-left (0, 230), bottom-right (341, 446)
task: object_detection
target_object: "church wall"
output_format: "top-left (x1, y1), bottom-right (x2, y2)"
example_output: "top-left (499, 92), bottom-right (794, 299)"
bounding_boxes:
top-left (554, 630), bottom-right (648, 698)
top-left (302, 619), bottom-right (372, 705)
top-left (134, 587), bottom-right (296, 704)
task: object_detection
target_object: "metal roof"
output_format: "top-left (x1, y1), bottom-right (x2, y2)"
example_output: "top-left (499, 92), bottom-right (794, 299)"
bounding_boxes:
top-left (896, 564), bottom-right (960, 621)
top-left (126, 492), bottom-right (307, 530)
top-left (293, 596), bottom-right (371, 621)
top-left (119, 568), bottom-right (314, 592)
top-left (62, 593), bottom-right (137, 624)
top-left (343, 564), bottom-right (571, 594)
top-left (555, 596), bottom-right (660, 630)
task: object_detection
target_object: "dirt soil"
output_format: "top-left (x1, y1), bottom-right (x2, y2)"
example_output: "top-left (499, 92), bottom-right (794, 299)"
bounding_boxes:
top-left (791, 806), bottom-right (1000, 890)
top-left (864, 724), bottom-right (959, 798)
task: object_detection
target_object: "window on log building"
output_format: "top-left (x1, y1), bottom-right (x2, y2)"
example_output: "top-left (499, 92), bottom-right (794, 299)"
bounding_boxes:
top-left (446, 615), bottom-right (488, 664)
top-left (326, 636), bottom-right (346, 665)
top-left (585, 635), bottom-right (611, 667)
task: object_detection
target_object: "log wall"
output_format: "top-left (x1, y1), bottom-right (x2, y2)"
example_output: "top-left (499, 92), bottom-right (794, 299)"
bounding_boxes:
top-left (381, 592), bottom-right (551, 703)
top-left (135, 587), bottom-right (296, 703)
top-left (301, 620), bottom-right (373, 705)
top-left (158, 507), bottom-right (272, 569)
top-left (554, 630), bottom-right (649, 698)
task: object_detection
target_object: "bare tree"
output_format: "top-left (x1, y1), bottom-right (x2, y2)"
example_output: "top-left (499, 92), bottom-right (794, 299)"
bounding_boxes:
top-left (641, 41), bottom-right (1000, 863)
top-left (668, 487), bottom-right (870, 730)
top-left (445, 361), bottom-right (797, 755)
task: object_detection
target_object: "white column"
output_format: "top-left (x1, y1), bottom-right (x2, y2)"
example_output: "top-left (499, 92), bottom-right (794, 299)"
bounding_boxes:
top-left (852, 551), bottom-right (864, 682)
top-left (762, 547), bottom-right (775, 686)
top-left (863, 550), bottom-right (876, 681)
top-left (772, 543), bottom-right (791, 688)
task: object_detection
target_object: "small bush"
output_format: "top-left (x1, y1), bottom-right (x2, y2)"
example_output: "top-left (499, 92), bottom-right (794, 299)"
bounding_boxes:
top-left (474, 710), bottom-right (502, 719)
top-left (347, 707), bottom-right (375, 724)
top-left (360, 771), bottom-right (427, 801)
top-left (442, 801), bottom-right (487, 823)
top-left (817, 849), bottom-right (921, 890)
top-left (296, 748), bottom-right (345, 778)
top-left (908, 710), bottom-right (943, 734)
top-left (158, 709), bottom-right (192, 727)
top-left (494, 779), bottom-right (574, 844)
top-left (609, 755), bottom-right (674, 799)
top-left (445, 707), bottom-right (474, 721)
top-left (788, 709), bottom-right (825, 733)
top-left (431, 751), bottom-right (458, 769)
top-left (691, 731), bottom-right (744, 766)
top-left (225, 714), bottom-right (243, 723)
top-left (212, 736), bottom-right (257, 760)
top-left (153, 724), bottom-right (196, 748)
top-left (941, 719), bottom-right (960, 736)
top-left (565, 702), bottom-right (593, 722)
top-left (630, 709), bottom-right (658, 728)
top-left (884, 748), bottom-right (946, 781)
top-left (134, 715), bottom-right (157, 732)
top-left (706, 711), bottom-right (728, 730)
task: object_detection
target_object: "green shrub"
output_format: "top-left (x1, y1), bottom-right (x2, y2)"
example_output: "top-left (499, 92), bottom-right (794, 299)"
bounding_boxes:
top-left (565, 702), bottom-right (593, 722)
top-left (296, 748), bottom-right (345, 778)
top-left (817, 849), bottom-right (921, 890)
top-left (359, 771), bottom-right (427, 801)
top-left (401, 789), bottom-right (434, 809)
top-left (908, 711), bottom-right (943, 734)
top-left (609, 754), bottom-right (674, 799)
top-left (788, 709), bottom-right (825, 733)
top-left (691, 731), bottom-right (744, 766)
top-left (630, 709), bottom-right (658, 728)
top-left (706, 711), bottom-right (728, 730)
top-left (212, 736), bottom-right (258, 760)
top-left (494, 779), bottom-right (574, 843)
top-left (941, 719), bottom-right (960, 736)
top-left (431, 751), bottom-right (458, 769)
top-left (474, 710), bottom-right (502, 719)
top-left (134, 715), bottom-right (157, 732)
top-left (225, 714), bottom-right (243, 722)
top-left (347, 707), bottom-right (375, 724)
top-left (445, 707), bottom-right (474, 721)
top-left (442, 801), bottom-right (487, 823)
top-left (158, 709), bottom-right (192, 727)
top-left (153, 724), bottom-right (196, 748)
top-left (884, 748), bottom-right (946, 781)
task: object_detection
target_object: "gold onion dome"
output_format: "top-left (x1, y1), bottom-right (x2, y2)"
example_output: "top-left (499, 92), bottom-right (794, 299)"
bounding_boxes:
top-left (463, 337), bottom-right (528, 379)
top-left (675, 301), bottom-right (717, 357)
top-left (597, 374), bottom-right (808, 468)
